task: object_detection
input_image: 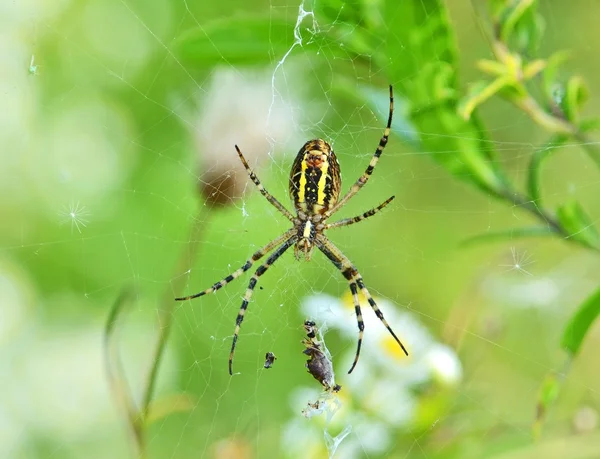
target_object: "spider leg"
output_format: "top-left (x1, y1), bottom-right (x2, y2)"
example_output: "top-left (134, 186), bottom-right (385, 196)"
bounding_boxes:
top-left (235, 145), bottom-right (295, 222)
top-left (355, 276), bottom-right (408, 357)
top-left (324, 85), bottom-right (393, 218)
top-left (175, 229), bottom-right (296, 301)
top-left (316, 234), bottom-right (408, 374)
top-left (229, 235), bottom-right (296, 375)
top-left (315, 236), bottom-right (364, 373)
top-left (326, 196), bottom-right (395, 230)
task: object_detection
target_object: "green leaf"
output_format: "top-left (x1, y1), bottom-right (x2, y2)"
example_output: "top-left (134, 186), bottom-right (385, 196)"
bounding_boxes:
top-left (497, 0), bottom-right (544, 55)
top-left (561, 285), bottom-right (600, 355)
top-left (461, 226), bottom-right (555, 247)
top-left (527, 135), bottom-right (569, 205)
top-left (533, 371), bottom-right (562, 439)
top-left (563, 76), bottom-right (589, 125)
top-left (458, 77), bottom-right (512, 121)
top-left (177, 15), bottom-right (298, 67)
top-left (556, 200), bottom-right (600, 250)
top-left (580, 118), bottom-right (600, 133)
top-left (383, 0), bottom-right (507, 195)
top-left (105, 286), bottom-right (136, 347)
top-left (542, 50), bottom-right (570, 107)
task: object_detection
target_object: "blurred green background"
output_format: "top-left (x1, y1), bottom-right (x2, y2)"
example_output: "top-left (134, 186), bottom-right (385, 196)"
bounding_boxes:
top-left (2, 0), bottom-right (600, 458)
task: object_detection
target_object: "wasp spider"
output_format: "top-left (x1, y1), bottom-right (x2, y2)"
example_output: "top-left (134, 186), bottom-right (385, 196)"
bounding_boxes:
top-left (176, 85), bottom-right (408, 375)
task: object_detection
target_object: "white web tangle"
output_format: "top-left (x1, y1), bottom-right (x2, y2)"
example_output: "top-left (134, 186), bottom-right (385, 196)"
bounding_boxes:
top-left (268, 0), bottom-right (318, 129)
top-left (500, 246), bottom-right (535, 276)
top-left (59, 201), bottom-right (90, 234)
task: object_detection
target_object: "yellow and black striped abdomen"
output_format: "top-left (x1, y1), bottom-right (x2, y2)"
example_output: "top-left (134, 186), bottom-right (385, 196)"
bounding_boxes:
top-left (289, 139), bottom-right (341, 215)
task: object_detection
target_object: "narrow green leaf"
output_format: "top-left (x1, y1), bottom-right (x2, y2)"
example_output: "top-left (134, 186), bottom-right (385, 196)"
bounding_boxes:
top-left (477, 59), bottom-right (506, 77)
top-left (383, 0), bottom-right (507, 195)
top-left (177, 16), bottom-right (297, 67)
top-left (563, 76), bottom-right (589, 125)
top-left (105, 286), bottom-right (136, 345)
top-left (556, 200), bottom-right (600, 250)
top-left (579, 118), bottom-right (600, 133)
top-left (104, 287), bottom-right (144, 453)
top-left (498, 0), bottom-right (543, 54)
top-left (461, 226), bottom-right (555, 247)
top-left (522, 59), bottom-right (546, 80)
top-left (527, 135), bottom-right (569, 205)
top-left (542, 51), bottom-right (570, 112)
top-left (561, 285), bottom-right (600, 355)
top-left (459, 77), bottom-right (512, 121)
top-left (533, 371), bottom-right (562, 439)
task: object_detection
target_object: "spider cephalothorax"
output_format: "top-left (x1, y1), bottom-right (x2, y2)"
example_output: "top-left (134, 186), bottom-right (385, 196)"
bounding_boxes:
top-left (176, 86), bottom-right (408, 375)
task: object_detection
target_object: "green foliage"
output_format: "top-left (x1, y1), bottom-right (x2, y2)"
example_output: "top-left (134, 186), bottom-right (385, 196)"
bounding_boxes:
top-left (534, 371), bottom-right (562, 438)
top-left (170, 2), bottom-right (600, 448)
top-left (493, 0), bottom-right (544, 53)
top-left (381, 0), bottom-right (507, 195)
top-left (461, 0), bottom-right (600, 438)
top-left (561, 286), bottom-right (600, 356)
top-left (15, 0), bottom-right (598, 456)
top-left (527, 135), bottom-right (568, 204)
top-left (556, 200), bottom-right (600, 250)
top-left (178, 15), bottom-right (298, 67)
top-left (460, 226), bottom-right (555, 247)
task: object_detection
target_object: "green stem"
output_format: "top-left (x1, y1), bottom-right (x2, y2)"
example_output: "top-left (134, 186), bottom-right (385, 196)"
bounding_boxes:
top-left (140, 209), bottom-right (211, 420)
top-left (527, 134), bottom-right (569, 205)
top-left (514, 96), bottom-right (576, 135)
top-left (494, 185), bottom-right (600, 253)
top-left (515, 97), bottom-right (600, 171)
top-left (494, 186), bottom-right (565, 236)
top-left (574, 132), bottom-right (600, 170)
top-left (104, 288), bottom-right (146, 458)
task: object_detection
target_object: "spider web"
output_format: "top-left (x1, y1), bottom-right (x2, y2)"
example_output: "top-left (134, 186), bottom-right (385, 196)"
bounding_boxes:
top-left (2, 1), bottom-right (600, 458)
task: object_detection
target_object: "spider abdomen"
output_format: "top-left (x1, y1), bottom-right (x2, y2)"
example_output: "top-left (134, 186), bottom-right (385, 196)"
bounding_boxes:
top-left (289, 139), bottom-right (341, 215)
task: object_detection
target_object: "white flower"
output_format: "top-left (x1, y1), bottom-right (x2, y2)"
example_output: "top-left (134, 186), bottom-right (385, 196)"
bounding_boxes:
top-left (284, 293), bottom-right (464, 456)
top-left (424, 343), bottom-right (463, 386)
top-left (301, 293), bottom-right (457, 387)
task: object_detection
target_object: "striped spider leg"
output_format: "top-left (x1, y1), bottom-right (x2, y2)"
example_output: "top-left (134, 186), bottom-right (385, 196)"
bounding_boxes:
top-left (177, 85), bottom-right (407, 375)
top-left (176, 227), bottom-right (297, 375)
top-left (316, 234), bottom-right (408, 373)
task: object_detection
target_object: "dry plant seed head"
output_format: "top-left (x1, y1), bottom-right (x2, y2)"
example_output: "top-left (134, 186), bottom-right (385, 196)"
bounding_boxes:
top-left (176, 86), bottom-right (408, 375)
top-left (193, 68), bottom-right (299, 207)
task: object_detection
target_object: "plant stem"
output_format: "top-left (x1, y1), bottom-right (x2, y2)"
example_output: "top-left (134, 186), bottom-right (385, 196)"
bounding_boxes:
top-left (494, 186), bottom-right (565, 236)
top-left (141, 209), bottom-right (211, 420)
top-left (494, 185), bottom-right (600, 253)
top-left (514, 96), bottom-right (576, 135)
top-left (104, 288), bottom-right (146, 458)
top-left (574, 132), bottom-right (600, 170)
